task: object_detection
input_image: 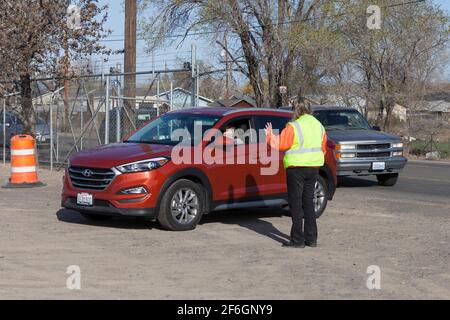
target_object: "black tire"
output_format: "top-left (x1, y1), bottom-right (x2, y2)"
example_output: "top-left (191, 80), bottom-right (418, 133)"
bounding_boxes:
top-left (158, 179), bottom-right (206, 231)
top-left (377, 173), bottom-right (399, 186)
top-left (315, 175), bottom-right (329, 218)
top-left (80, 212), bottom-right (113, 221)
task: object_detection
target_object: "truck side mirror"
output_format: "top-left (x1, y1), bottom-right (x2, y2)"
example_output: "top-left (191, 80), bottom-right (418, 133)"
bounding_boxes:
top-left (372, 125), bottom-right (381, 131)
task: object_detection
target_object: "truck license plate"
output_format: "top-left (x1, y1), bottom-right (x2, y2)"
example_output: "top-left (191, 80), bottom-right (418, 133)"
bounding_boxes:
top-left (77, 193), bottom-right (93, 206)
top-left (372, 162), bottom-right (386, 171)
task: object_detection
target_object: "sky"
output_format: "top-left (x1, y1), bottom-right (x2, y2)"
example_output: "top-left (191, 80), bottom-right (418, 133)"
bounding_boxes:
top-left (97, 0), bottom-right (450, 81)
top-left (96, 0), bottom-right (212, 75)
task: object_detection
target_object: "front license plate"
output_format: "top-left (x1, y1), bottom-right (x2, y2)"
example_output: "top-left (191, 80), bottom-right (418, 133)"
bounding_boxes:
top-left (372, 162), bottom-right (386, 171)
top-left (77, 193), bottom-right (93, 206)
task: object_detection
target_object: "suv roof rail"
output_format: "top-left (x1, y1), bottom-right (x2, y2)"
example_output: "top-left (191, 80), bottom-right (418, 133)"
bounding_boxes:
top-left (224, 108), bottom-right (293, 116)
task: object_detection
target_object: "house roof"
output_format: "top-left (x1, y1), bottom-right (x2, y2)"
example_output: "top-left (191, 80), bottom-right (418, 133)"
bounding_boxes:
top-left (158, 87), bottom-right (213, 103)
top-left (209, 94), bottom-right (257, 108)
top-left (419, 100), bottom-right (450, 113)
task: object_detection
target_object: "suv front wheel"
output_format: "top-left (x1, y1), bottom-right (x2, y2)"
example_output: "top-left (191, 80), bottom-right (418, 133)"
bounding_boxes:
top-left (158, 179), bottom-right (206, 231)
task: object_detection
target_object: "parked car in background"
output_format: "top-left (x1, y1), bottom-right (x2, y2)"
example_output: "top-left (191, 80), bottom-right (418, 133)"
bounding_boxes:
top-left (0, 112), bottom-right (23, 147)
top-left (62, 107), bottom-right (337, 231)
top-left (35, 116), bottom-right (54, 144)
top-left (1, 112), bottom-right (54, 146)
top-left (283, 106), bottom-right (407, 186)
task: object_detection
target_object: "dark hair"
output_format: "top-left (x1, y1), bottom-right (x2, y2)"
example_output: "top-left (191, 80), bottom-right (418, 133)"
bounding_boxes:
top-left (292, 97), bottom-right (311, 120)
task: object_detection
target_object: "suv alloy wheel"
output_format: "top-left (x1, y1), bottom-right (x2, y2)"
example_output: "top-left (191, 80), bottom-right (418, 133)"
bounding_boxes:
top-left (314, 175), bottom-right (328, 218)
top-left (158, 179), bottom-right (206, 231)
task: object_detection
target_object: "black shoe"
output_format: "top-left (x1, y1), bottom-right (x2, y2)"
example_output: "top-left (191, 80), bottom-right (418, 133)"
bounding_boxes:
top-left (282, 241), bottom-right (305, 248)
top-left (305, 241), bottom-right (317, 247)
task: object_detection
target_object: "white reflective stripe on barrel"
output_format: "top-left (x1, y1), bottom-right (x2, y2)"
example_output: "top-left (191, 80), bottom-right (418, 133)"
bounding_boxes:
top-left (11, 166), bottom-right (37, 173)
top-left (11, 149), bottom-right (35, 156)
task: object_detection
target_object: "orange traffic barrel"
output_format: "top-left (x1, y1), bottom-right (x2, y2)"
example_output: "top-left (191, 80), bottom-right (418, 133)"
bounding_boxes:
top-left (3, 135), bottom-right (45, 188)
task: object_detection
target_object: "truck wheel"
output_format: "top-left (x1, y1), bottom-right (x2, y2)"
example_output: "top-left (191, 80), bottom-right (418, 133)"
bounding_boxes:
top-left (377, 173), bottom-right (399, 186)
top-left (314, 175), bottom-right (328, 218)
top-left (158, 179), bottom-right (205, 231)
top-left (80, 212), bottom-right (113, 221)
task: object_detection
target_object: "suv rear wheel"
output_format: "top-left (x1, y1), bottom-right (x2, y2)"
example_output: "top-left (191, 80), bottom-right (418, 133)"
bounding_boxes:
top-left (283, 175), bottom-right (329, 219)
top-left (314, 175), bottom-right (328, 218)
top-left (158, 179), bottom-right (206, 231)
top-left (377, 173), bottom-right (399, 186)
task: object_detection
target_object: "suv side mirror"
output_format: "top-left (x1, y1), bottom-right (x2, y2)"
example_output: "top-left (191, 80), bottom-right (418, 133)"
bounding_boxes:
top-left (372, 125), bottom-right (381, 131)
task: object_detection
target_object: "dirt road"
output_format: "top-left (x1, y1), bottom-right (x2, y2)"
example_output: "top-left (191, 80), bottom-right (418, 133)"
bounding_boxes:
top-left (0, 162), bottom-right (449, 299)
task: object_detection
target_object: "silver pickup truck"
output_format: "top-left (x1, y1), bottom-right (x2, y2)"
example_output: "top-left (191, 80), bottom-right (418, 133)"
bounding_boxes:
top-left (283, 105), bottom-right (408, 186)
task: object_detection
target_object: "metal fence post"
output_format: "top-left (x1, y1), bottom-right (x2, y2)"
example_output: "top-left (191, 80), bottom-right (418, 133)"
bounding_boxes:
top-left (196, 63), bottom-right (200, 107)
top-left (116, 83), bottom-right (122, 143)
top-left (50, 102), bottom-right (53, 171)
top-left (156, 77), bottom-right (160, 117)
top-left (105, 74), bottom-right (110, 145)
top-left (2, 99), bottom-right (6, 165)
top-left (56, 102), bottom-right (59, 163)
top-left (80, 104), bottom-right (84, 150)
top-left (170, 82), bottom-right (173, 111)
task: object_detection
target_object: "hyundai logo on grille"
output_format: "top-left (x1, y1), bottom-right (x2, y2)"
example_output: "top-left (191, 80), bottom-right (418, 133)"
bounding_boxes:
top-left (82, 169), bottom-right (94, 177)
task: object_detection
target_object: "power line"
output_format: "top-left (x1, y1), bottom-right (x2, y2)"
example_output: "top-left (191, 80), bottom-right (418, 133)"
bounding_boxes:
top-left (99, 0), bottom-right (426, 43)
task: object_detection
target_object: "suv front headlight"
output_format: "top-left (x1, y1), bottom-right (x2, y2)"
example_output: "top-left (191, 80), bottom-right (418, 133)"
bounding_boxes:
top-left (392, 142), bottom-right (403, 149)
top-left (337, 144), bottom-right (356, 150)
top-left (115, 157), bottom-right (170, 173)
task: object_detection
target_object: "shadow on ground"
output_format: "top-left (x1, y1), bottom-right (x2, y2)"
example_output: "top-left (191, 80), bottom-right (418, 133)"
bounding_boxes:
top-left (56, 209), bottom-right (157, 230)
top-left (56, 207), bottom-right (291, 244)
top-left (201, 208), bottom-right (291, 244)
top-left (338, 176), bottom-right (379, 188)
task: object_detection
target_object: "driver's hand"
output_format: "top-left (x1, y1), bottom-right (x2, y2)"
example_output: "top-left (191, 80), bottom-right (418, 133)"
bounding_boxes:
top-left (264, 123), bottom-right (273, 137)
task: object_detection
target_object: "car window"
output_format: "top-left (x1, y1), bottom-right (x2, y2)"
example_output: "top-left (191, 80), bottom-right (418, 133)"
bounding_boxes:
top-left (15, 116), bottom-right (23, 126)
top-left (314, 110), bottom-right (371, 131)
top-left (220, 117), bottom-right (254, 145)
top-left (253, 115), bottom-right (290, 143)
top-left (126, 113), bottom-right (220, 146)
top-left (1, 113), bottom-right (13, 126)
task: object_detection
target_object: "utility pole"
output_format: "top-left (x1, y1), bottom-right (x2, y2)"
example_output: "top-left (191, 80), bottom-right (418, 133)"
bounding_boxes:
top-left (124, 0), bottom-right (137, 136)
top-left (224, 32), bottom-right (231, 99)
top-left (191, 44), bottom-right (197, 107)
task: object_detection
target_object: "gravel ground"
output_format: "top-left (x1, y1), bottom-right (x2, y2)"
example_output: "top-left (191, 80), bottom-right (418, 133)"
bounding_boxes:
top-left (0, 162), bottom-right (449, 299)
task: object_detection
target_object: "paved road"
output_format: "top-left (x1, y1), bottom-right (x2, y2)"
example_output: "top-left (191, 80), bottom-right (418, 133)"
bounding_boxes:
top-left (339, 160), bottom-right (450, 208)
top-left (0, 160), bottom-right (448, 299)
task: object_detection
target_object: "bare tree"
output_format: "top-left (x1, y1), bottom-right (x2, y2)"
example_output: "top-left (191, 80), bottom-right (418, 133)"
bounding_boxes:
top-left (139, 0), bottom-right (341, 107)
top-left (337, 0), bottom-right (449, 130)
top-left (0, 0), bottom-right (110, 135)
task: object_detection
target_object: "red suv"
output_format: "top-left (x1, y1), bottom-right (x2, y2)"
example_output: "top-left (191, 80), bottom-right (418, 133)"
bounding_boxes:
top-left (62, 108), bottom-right (337, 231)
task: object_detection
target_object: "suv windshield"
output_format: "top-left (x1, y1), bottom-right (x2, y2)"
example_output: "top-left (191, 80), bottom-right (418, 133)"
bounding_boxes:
top-left (125, 113), bottom-right (221, 146)
top-left (314, 110), bottom-right (372, 131)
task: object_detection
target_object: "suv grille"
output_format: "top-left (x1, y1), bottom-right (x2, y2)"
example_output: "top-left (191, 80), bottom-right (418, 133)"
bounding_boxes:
top-left (357, 143), bottom-right (391, 150)
top-left (68, 167), bottom-right (116, 191)
top-left (356, 143), bottom-right (391, 158)
top-left (357, 152), bottom-right (391, 158)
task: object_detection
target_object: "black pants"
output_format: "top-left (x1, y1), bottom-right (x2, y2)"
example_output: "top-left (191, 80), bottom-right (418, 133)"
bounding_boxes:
top-left (286, 167), bottom-right (319, 244)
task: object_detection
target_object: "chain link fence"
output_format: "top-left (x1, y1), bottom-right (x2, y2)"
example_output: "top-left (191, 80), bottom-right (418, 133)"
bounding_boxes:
top-left (1, 66), bottom-right (196, 170)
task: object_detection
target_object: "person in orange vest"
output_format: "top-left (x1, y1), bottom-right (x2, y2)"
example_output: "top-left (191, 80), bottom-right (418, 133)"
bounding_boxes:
top-left (265, 98), bottom-right (327, 248)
